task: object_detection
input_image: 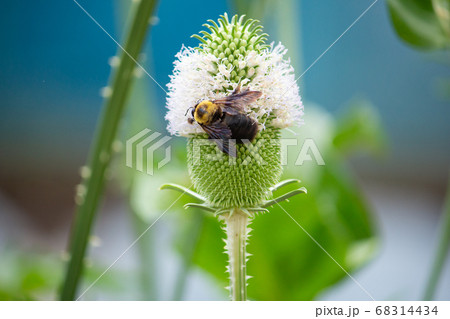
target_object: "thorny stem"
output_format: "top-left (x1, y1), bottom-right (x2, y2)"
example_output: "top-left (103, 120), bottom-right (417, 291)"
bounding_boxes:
top-left (161, 182), bottom-right (306, 301)
top-left (60, 0), bottom-right (158, 300)
top-left (224, 209), bottom-right (250, 301)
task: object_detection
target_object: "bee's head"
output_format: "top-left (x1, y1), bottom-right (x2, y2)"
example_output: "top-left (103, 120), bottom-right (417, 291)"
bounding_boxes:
top-left (194, 100), bottom-right (216, 125)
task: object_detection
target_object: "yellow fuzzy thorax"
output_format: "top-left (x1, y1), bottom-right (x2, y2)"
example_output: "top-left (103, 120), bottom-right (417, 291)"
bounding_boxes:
top-left (194, 100), bottom-right (217, 125)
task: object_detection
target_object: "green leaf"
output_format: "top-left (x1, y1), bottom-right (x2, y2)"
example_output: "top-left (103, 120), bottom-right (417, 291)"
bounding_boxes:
top-left (432, 0), bottom-right (450, 37)
top-left (333, 99), bottom-right (387, 157)
top-left (387, 0), bottom-right (450, 49)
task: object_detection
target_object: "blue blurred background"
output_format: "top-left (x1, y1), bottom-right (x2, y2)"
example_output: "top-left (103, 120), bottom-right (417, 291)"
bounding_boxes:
top-left (1, 0), bottom-right (449, 183)
top-left (0, 0), bottom-right (449, 300)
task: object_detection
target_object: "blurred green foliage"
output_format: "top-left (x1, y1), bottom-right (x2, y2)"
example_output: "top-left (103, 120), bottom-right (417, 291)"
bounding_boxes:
top-left (387, 0), bottom-right (450, 49)
top-left (333, 99), bottom-right (387, 156)
top-left (0, 251), bottom-right (62, 300)
top-left (0, 248), bottom-right (125, 300)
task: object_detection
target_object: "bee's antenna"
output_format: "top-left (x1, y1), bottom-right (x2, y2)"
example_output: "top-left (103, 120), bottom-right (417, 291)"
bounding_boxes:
top-left (185, 107), bottom-right (194, 116)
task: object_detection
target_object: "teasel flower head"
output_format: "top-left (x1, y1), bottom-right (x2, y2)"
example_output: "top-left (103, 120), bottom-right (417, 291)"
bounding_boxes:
top-left (165, 13), bottom-right (304, 211)
top-left (162, 13), bottom-right (306, 301)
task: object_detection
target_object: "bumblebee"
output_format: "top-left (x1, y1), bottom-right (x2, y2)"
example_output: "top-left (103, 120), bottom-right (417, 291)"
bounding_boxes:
top-left (187, 85), bottom-right (262, 155)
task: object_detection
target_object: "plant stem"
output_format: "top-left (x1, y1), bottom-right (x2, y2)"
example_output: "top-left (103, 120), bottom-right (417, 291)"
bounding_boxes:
top-left (224, 210), bottom-right (250, 301)
top-left (60, 0), bottom-right (158, 300)
top-left (423, 175), bottom-right (450, 300)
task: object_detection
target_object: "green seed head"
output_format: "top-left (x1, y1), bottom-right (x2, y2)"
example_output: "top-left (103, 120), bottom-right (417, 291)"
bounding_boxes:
top-left (187, 128), bottom-right (282, 208)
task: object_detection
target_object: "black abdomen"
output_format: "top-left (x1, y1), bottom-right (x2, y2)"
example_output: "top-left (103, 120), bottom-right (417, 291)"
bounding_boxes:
top-left (223, 114), bottom-right (258, 143)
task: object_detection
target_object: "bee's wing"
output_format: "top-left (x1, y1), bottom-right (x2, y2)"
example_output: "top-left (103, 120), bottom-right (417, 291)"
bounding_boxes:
top-left (200, 122), bottom-right (231, 140)
top-left (200, 122), bottom-right (235, 156)
top-left (213, 91), bottom-right (262, 115)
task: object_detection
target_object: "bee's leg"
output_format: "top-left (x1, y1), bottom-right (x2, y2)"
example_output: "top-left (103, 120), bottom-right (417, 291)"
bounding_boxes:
top-left (232, 83), bottom-right (241, 95)
top-left (213, 139), bottom-right (237, 157)
top-left (214, 139), bottom-right (229, 155)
